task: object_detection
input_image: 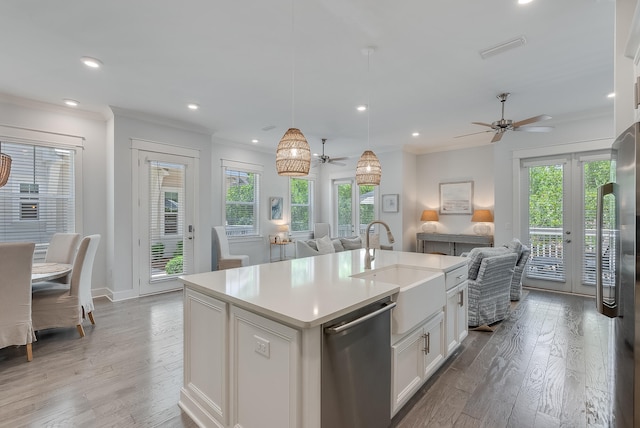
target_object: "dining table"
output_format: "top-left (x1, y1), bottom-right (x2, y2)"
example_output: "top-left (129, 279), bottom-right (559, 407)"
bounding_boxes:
top-left (31, 262), bottom-right (72, 283)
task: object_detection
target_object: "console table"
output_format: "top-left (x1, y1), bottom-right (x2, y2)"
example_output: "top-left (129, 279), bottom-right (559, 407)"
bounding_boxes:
top-left (416, 233), bottom-right (493, 256)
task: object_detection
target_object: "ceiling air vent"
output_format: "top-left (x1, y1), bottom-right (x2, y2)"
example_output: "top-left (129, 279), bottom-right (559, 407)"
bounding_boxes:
top-left (479, 36), bottom-right (527, 59)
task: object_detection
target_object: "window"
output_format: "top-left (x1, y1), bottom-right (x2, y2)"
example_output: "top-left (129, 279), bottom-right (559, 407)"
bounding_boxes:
top-left (164, 191), bottom-right (179, 235)
top-left (290, 177), bottom-right (314, 233)
top-left (0, 141), bottom-right (76, 255)
top-left (222, 160), bottom-right (262, 237)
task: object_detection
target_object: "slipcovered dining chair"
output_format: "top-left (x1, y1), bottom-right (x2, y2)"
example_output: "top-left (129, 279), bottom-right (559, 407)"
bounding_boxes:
top-left (213, 226), bottom-right (249, 270)
top-left (32, 234), bottom-right (100, 337)
top-left (0, 242), bottom-right (36, 361)
top-left (43, 232), bottom-right (80, 284)
top-left (313, 223), bottom-right (331, 239)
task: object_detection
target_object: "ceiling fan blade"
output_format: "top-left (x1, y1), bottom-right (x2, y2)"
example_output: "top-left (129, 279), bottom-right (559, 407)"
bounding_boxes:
top-left (329, 157), bottom-right (348, 162)
top-left (512, 114), bottom-right (551, 127)
top-left (330, 161), bottom-right (346, 166)
top-left (454, 130), bottom-right (492, 138)
top-left (471, 122), bottom-right (494, 128)
top-left (514, 126), bottom-right (553, 133)
top-left (491, 132), bottom-right (504, 143)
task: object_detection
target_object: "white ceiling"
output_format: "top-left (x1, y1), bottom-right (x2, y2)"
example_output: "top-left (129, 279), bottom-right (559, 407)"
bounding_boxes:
top-left (0, 0), bottom-right (614, 158)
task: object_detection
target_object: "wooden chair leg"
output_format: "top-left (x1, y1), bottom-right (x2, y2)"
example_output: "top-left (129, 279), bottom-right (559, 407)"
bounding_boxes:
top-left (87, 312), bottom-right (95, 325)
top-left (76, 324), bottom-right (85, 338)
top-left (26, 343), bottom-right (33, 362)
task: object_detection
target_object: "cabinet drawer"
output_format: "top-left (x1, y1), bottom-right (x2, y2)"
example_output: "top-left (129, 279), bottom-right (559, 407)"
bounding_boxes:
top-left (445, 265), bottom-right (468, 290)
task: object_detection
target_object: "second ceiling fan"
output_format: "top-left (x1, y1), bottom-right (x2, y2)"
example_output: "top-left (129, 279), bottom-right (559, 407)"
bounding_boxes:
top-left (314, 138), bottom-right (347, 166)
top-left (458, 93), bottom-right (553, 143)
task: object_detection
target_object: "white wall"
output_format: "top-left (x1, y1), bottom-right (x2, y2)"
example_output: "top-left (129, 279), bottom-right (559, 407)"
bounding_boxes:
top-left (416, 145), bottom-right (495, 240)
top-left (0, 97), bottom-right (109, 292)
top-left (109, 111), bottom-right (213, 300)
top-left (209, 140), bottom-right (305, 265)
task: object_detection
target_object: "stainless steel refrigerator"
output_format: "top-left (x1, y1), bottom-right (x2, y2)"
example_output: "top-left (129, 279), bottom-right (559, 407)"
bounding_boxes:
top-left (596, 123), bottom-right (640, 427)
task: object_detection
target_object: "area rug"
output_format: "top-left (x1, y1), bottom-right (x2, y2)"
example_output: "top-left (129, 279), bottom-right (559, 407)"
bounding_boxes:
top-left (470, 289), bottom-right (529, 332)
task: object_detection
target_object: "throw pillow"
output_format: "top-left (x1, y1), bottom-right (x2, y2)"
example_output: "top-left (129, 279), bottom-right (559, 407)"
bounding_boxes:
top-left (305, 240), bottom-right (318, 251)
top-left (317, 235), bottom-right (336, 254)
top-left (340, 236), bottom-right (362, 250)
top-left (332, 239), bottom-right (345, 252)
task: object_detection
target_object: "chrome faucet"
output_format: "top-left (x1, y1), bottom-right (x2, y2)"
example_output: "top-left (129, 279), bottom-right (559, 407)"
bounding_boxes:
top-left (364, 220), bottom-right (395, 269)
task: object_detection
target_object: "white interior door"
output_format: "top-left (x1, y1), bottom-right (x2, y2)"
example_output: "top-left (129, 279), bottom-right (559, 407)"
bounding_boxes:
top-left (137, 150), bottom-right (196, 295)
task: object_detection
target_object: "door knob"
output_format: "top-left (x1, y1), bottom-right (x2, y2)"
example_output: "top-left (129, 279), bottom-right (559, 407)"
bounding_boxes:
top-left (566, 239), bottom-right (572, 243)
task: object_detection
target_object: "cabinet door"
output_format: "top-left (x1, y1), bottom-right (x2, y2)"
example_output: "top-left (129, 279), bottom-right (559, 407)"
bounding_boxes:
top-left (445, 286), bottom-right (459, 355)
top-left (182, 289), bottom-right (228, 426)
top-left (231, 306), bottom-right (300, 428)
top-left (422, 312), bottom-right (445, 379)
top-left (391, 327), bottom-right (425, 415)
top-left (457, 281), bottom-right (469, 344)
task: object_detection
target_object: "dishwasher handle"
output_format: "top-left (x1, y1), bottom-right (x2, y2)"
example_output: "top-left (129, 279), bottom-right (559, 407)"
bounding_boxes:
top-left (324, 301), bottom-right (396, 335)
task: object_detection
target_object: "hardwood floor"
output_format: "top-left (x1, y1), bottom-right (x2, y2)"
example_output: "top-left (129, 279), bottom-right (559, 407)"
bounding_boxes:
top-left (0, 289), bottom-right (612, 427)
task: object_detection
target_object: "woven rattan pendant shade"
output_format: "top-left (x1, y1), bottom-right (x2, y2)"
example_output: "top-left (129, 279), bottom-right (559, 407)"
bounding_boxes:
top-left (355, 150), bottom-right (381, 185)
top-left (276, 128), bottom-right (311, 176)
top-left (0, 149), bottom-right (11, 187)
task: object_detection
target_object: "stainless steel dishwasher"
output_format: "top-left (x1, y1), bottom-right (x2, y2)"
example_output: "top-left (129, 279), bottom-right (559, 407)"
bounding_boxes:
top-left (321, 297), bottom-right (396, 428)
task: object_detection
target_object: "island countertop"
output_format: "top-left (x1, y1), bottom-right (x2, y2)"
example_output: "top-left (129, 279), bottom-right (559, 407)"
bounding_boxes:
top-left (179, 249), bottom-right (467, 329)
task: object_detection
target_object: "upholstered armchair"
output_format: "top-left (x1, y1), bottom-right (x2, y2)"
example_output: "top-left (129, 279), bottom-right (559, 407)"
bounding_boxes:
top-left (465, 248), bottom-right (518, 328)
top-left (212, 226), bottom-right (249, 270)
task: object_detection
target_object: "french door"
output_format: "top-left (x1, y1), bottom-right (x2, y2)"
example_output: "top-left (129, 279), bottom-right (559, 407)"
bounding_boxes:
top-left (520, 152), bottom-right (612, 295)
top-left (136, 149), bottom-right (196, 295)
top-left (333, 179), bottom-right (376, 238)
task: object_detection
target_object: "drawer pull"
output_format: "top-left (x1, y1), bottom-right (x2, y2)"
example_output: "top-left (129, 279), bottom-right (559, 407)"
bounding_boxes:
top-left (456, 274), bottom-right (465, 279)
top-left (458, 289), bottom-right (464, 307)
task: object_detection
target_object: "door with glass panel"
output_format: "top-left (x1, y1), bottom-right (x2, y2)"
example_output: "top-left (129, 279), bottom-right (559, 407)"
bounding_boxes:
top-left (138, 151), bottom-right (195, 295)
top-left (520, 153), bottom-right (612, 295)
top-left (333, 179), bottom-right (376, 238)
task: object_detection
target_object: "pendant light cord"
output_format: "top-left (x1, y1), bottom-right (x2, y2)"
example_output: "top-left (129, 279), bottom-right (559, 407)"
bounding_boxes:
top-left (291, 0), bottom-right (296, 127)
top-left (367, 50), bottom-right (371, 149)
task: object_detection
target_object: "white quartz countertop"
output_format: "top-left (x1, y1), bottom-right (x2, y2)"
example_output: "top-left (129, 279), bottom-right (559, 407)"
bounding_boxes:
top-left (180, 249), bottom-right (467, 329)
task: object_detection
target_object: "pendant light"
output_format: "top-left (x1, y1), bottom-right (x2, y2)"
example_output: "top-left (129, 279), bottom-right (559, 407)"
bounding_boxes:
top-left (0, 142), bottom-right (11, 187)
top-left (356, 47), bottom-right (382, 186)
top-left (276, 0), bottom-right (310, 176)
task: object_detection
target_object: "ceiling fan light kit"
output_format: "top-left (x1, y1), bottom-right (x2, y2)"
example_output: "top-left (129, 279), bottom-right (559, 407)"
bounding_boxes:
top-left (314, 138), bottom-right (347, 166)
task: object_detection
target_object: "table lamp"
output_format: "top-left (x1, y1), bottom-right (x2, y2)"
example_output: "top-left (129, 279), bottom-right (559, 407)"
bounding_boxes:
top-left (471, 209), bottom-right (493, 235)
top-left (278, 224), bottom-right (291, 242)
top-left (420, 210), bottom-right (439, 233)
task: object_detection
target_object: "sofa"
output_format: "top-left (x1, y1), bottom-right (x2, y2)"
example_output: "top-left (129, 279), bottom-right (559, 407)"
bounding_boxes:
top-left (295, 235), bottom-right (392, 258)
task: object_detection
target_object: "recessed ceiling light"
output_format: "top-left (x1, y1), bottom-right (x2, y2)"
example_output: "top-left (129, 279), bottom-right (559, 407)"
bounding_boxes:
top-left (81, 56), bottom-right (103, 68)
top-left (518, 0), bottom-right (533, 4)
top-left (412, 132), bottom-right (420, 137)
top-left (356, 105), bottom-right (367, 112)
top-left (63, 99), bottom-right (79, 107)
top-left (187, 103), bottom-right (199, 110)
top-left (251, 139), bottom-right (259, 143)
top-left (607, 92), bottom-right (615, 98)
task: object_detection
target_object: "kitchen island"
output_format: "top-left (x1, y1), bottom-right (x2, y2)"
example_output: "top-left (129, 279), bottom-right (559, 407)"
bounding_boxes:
top-left (179, 249), bottom-right (467, 428)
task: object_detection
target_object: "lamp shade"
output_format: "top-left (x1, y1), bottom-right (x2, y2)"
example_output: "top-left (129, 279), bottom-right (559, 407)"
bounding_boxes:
top-left (355, 150), bottom-right (382, 185)
top-left (276, 128), bottom-right (311, 176)
top-left (471, 209), bottom-right (494, 223)
top-left (0, 152), bottom-right (11, 187)
top-left (420, 210), bottom-right (439, 222)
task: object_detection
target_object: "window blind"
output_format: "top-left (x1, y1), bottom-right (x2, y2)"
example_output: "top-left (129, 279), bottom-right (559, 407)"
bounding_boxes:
top-left (0, 141), bottom-right (75, 260)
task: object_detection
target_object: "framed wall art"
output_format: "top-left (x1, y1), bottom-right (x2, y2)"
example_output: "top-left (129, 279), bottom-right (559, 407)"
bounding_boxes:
top-left (269, 196), bottom-right (283, 220)
top-left (382, 194), bottom-right (399, 213)
top-left (439, 181), bottom-right (473, 215)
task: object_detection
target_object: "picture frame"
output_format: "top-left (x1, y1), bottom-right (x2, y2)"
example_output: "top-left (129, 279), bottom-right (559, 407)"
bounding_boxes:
top-left (269, 196), bottom-right (283, 220)
top-left (439, 181), bottom-right (473, 215)
top-left (382, 194), bottom-right (399, 213)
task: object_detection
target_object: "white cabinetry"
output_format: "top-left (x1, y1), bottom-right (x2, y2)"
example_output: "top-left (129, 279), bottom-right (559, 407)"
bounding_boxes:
top-left (181, 289), bottom-right (228, 427)
top-left (231, 306), bottom-right (300, 428)
top-left (391, 311), bottom-right (444, 415)
top-left (445, 264), bottom-right (469, 355)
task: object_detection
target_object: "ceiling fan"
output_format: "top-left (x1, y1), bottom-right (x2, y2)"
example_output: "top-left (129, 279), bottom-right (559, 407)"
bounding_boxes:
top-left (456, 93), bottom-right (553, 143)
top-left (314, 138), bottom-right (347, 166)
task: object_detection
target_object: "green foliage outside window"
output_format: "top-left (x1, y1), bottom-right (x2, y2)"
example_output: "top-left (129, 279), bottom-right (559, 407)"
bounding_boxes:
top-left (226, 171), bottom-right (257, 228)
top-left (291, 178), bottom-right (312, 232)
